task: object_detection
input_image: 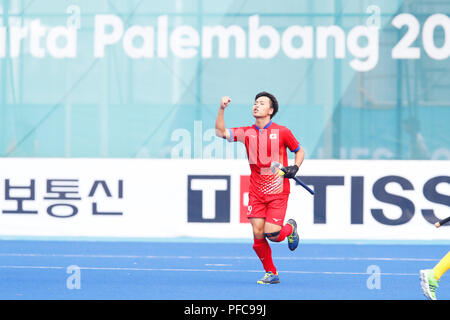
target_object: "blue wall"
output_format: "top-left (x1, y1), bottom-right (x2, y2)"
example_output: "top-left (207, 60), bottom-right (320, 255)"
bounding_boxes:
top-left (1, 0), bottom-right (449, 159)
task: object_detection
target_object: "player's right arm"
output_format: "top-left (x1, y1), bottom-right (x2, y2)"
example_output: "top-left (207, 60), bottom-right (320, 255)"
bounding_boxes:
top-left (215, 96), bottom-right (231, 140)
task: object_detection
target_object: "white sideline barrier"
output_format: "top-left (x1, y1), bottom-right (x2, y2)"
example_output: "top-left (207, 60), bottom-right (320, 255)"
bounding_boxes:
top-left (0, 158), bottom-right (448, 241)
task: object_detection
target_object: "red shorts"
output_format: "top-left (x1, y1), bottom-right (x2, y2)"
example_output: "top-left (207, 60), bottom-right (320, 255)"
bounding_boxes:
top-left (247, 193), bottom-right (289, 226)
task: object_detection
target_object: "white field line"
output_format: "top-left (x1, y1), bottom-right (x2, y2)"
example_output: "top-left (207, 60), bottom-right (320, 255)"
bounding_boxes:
top-left (0, 253), bottom-right (440, 262)
top-left (0, 265), bottom-right (418, 276)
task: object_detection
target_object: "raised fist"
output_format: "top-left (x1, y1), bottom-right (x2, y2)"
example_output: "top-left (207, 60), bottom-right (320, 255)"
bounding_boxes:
top-left (220, 96), bottom-right (231, 109)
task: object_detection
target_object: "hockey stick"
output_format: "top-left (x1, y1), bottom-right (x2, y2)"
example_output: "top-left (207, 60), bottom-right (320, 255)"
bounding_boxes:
top-left (435, 216), bottom-right (450, 228)
top-left (270, 161), bottom-right (314, 195)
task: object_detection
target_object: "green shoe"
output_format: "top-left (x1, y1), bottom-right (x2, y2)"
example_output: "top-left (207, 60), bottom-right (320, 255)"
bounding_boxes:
top-left (420, 269), bottom-right (439, 300)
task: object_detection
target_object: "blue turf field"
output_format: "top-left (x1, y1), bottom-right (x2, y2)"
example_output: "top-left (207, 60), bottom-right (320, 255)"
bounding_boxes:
top-left (0, 239), bottom-right (448, 300)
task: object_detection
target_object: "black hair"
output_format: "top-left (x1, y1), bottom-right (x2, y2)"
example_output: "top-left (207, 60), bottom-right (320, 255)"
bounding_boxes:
top-left (255, 91), bottom-right (278, 119)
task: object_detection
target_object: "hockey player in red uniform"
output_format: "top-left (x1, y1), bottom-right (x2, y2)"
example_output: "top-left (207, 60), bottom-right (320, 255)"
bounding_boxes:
top-left (215, 92), bottom-right (305, 284)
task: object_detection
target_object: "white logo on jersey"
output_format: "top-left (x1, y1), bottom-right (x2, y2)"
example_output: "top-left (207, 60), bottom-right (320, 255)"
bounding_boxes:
top-left (269, 133), bottom-right (277, 139)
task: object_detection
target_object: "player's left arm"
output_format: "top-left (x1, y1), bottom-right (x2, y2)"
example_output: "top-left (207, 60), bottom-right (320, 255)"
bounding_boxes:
top-left (284, 147), bottom-right (304, 178)
top-left (294, 146), bottom-right (305, 167)
top-left (283, 129), bottom-right (304, 178)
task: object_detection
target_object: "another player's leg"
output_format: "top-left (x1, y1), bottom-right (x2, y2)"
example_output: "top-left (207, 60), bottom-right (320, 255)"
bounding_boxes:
top-left (420, 251), bottom-right (450, 300)
top-left (433, 251), bottom-right (450, 280)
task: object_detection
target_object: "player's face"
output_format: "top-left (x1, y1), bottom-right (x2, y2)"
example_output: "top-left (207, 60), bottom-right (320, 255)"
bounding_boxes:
top-left (252, 96), bottom-right (273, 119)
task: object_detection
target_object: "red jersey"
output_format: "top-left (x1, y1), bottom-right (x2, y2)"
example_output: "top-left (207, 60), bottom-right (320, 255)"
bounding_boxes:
top-left (228, 121), bottom-right (300, 196)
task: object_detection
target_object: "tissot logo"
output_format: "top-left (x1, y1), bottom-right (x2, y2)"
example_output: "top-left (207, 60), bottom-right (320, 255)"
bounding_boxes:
top-left (187, 175), bottom-right (230, 223)
top-left (188, 173), bottom-right (449, 226)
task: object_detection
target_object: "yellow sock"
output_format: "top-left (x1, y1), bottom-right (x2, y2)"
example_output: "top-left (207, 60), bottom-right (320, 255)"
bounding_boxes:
top-left (433, 251), bottom-right (450, 281)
